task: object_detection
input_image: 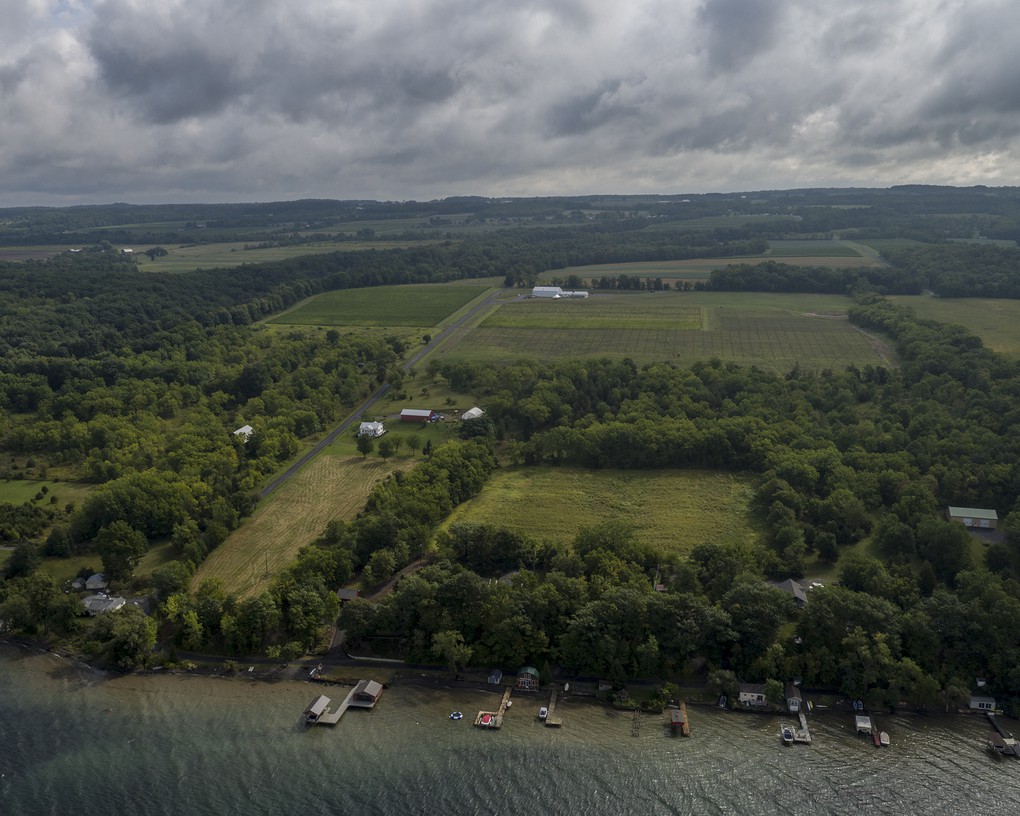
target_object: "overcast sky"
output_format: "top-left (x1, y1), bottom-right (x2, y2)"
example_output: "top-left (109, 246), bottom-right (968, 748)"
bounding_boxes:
top-left (2, 0), bottom-right (1018, 205)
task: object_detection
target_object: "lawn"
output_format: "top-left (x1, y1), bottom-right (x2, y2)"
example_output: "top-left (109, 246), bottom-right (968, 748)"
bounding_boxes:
top-left (194, 453), bottom-right (415, 598)
top-left (0, 479), bottom-right (92, 509)
top-left (436, 291), bottom-right (894, 371)
top-left (440, 466), bottom-right (758, 555)
top-left (889, 296), bottom-right (1020, 358)
top-left (267, 284), bottom-right (492, 328)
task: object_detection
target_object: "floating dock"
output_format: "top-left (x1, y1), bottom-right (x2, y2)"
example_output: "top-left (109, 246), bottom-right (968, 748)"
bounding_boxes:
top-left (667, 702), bottom-right (690, 737)
top-left (544, 688), bottom-right (562, 728)
top-left (475, 687), bottom-right (513, 729)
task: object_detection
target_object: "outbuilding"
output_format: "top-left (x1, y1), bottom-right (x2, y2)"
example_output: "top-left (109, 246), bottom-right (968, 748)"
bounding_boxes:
top-left (785, 683), bottom-right (803, 713)
top-left (970, 695), bottom-right (997, 711)
top-left (85, 573), bottom-right (109, 591)
top-left (738, 683), bottom-right (767, 707)
top-left (400, 408), bottom-right (438, 424)
top-left (351, 679), bottom-right (384, 705)
top-left (358, 421), bottom-right (385, 438)
top-left (233, 424), bottom-right (254, 441)
top-left (461, 407), bottom-right (485, 421)
top-left (947, 506), bottom-right (998, 530)
top-left (532, 286), bottom-right (563, 298)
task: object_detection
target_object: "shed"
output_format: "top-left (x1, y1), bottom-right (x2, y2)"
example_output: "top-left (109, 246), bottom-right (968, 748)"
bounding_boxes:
top-left (737, 683), bottom-right (767, 707)
top-left (516, 666), bottom-right (540, 690)
top-left (352, 679), bottom-right (383, 705)
top-left (233, 424), bottom-right (254, 441)
top-left (400, 408), bottom-right (437, 424)
top-left (461, 407), bottom-right (484, 421)
top-left (487, 668), bottom-right (504, 685)
top-left (85, 573), bottom-right (109, 591)
top-left (947, 506), bottom-right (998, 530)
top-left (83, 595), bottom-right (126, 615)
top-left (358, 421), bottom-right (385, 438)
top-left (337, 588), bottom-right (361, 602)
top-left (532, 286), bottom-right (563, 298)
top-left (970, 695), bottom-right (997, 711)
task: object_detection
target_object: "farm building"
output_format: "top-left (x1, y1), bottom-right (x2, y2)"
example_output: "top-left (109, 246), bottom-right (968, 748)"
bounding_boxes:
top-left (516, 666), bottom-right (540, 690)
top-left (233, 424), bottom-right (254, 441)
top-left (561, 290), bottom-right (589, 299)
top-left (400, 408), bottom-right (438, 423)
top-left (358, 421), bottom-right (385, 437)
top-left (461, 406), bottom-right (484, 420)
top-left (532, 286), bottom-right (563, 298)
top-left (946, 506), bottom-right (998, 530)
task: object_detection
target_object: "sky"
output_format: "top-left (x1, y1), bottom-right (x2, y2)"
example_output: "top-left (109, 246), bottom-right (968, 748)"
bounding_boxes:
top-left (2, 0), bottom-right (1019, 205)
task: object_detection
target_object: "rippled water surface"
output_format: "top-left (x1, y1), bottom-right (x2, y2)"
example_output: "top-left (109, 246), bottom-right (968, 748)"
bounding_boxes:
top-left (2, 645), bottom-right (1017, 815)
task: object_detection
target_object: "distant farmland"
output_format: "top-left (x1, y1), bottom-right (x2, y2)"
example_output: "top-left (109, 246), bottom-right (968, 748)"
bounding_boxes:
top-left (437, 291), bottom-right (893, 371)
top-left (889, 296), bottom-right (1020, 358)
top-left (441, 466), bottom-right (757, 555)
top-left (268, 284), bottom-right (492, 328)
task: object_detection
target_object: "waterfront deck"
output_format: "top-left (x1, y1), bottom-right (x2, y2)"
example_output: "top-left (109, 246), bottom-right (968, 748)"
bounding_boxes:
top-left (475, 687), bottom-right (513, 729)
top-left (305, 679), bottom-right (382, 726)
top-left (668, 702), bottom-right (690, 737)
top-left (987, 713), bottom-right (1019, 756)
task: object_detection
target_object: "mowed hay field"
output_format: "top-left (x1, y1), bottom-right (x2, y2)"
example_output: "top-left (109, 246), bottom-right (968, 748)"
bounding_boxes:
top-left (268, 283), bottom-right (492, 327)
top-left (441, 467), bottom-right (757, 554)
top-left (194, 454), bottom-right (409, 598)
top-left (889, 296), bottom-right (1020, 358)
top-left (438, 291), bottom-right (893, 370)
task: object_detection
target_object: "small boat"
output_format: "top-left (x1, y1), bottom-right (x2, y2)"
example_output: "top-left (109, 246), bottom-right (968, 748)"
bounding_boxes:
top-left (449, 711), bottom-right (463, 720)
top-left (505, 700), bottom-right (512, 709)
top-left (718, 695), bottom-right (728, 709)
top-left (781, 726), bottom-right (795, 746)
top-left (539, 706), bottom-right (549, 720)
top-left (480, 713), bottom-right (492, 726)
top-left (880, 732), bottom-right (890, 747)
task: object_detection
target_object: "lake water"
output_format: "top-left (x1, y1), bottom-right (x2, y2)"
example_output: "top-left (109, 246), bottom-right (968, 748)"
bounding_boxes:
top-left (2, 644), bottom-right (1017, 815)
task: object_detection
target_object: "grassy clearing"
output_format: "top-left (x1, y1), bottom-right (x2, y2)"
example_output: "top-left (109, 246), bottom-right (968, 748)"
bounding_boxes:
top-left (437, 291), bottom-right (892, 371)
top-left (766, 240), bottom-right (861, 257)
top-left (889, 296), bottom-right (1020, 358)
top-left (267, 284), bottom-right (492, 328)
top-left (0, 479), bottom-right (92, 508)
top-left (440, 467), bottom-right (758, 555)
top-left (194, 454), bottom-right (413, 598)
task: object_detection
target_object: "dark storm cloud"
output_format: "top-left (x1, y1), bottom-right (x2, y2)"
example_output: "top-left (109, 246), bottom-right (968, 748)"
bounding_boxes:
top-left (1, 0), bottom-right (1020, 204)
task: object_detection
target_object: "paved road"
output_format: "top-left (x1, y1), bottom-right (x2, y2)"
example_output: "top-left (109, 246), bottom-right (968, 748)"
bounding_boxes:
top-left (259, 287), bottom-right (503, 498)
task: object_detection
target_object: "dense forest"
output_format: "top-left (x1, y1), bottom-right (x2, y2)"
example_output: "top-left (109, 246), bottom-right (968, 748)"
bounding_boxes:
top-left (1, 189), bottom-right (1020, 715)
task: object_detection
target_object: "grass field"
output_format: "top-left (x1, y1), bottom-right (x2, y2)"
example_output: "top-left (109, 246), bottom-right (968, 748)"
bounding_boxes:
top-left (437, 291), bottom-right (893, 371)
top-left (766, 240), bottom-right (862, 257)
top-left (0, 479), bottom-right (92, 508)
top-left (440, 466), bottom-right (757, 554)
top-left (267, 284), bottom-right (492, 328)
top-left (889, 296), bottom-right (1020, 357)
top-left (194, 453), bottom-right (412, 598)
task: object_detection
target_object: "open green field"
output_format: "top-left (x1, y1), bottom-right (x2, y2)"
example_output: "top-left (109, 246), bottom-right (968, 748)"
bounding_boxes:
top-left (889, 296), bottom-right (1020, 358)
top-left (194, 453), bottom-right (412, 598)
top-left (268, 284), bottom-right (492, 328)
top-left (0, 479), bottom-right (92, 508)
top-left (766, 240), bottom-right (862, 257)
top-left (437, 291), bottom-right (894, 371)
top-left (441, 467), bottom-right (758, 554)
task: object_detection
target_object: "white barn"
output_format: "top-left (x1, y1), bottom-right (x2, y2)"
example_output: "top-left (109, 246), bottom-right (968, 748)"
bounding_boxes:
top-left (532, 286), bottom-right (563, 298)
top-left (358, 421), bottom-right (385, 438)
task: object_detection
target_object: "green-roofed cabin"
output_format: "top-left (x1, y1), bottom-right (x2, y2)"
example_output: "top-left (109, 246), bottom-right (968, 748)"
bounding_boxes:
top-left (946, 506), bottom-right (998, 530)
top-left (516, 666), bottom-right (540, 690)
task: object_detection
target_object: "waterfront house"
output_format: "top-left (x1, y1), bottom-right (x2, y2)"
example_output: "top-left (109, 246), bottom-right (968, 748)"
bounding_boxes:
top-left (786, 683), bottom-right (803, 713)
top-left (516, 666), bottom-right (540, 690)
top-left (946, 506), bottom-right (998, 530)
top-left (970, 695), bottom-right (996, 712)
top-left (738, 683), bottom-right (768, 707)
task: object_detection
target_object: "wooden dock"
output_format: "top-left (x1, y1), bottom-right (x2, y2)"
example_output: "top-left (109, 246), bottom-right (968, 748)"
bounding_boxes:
top-left (544, 688), bottom-right (562, 727)
top-left (793, 710), bottom-right (811, 745)
top-left (475, 687), bottom-right (513, 729)
top-left (987, 713), bottom-right (1019, 756)
top-left (306, 679), bottom-right (384, 726)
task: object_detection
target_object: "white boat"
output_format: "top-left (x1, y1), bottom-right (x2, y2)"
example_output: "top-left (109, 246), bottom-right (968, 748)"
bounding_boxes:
top-left (505, 700), bottom-right (512, 709)
top-left (781, 726), bottom-right (795, 746)
top-left (880, 731), bottom-right (890, 747)
top-left (539, 706), bottom-right (549, 720)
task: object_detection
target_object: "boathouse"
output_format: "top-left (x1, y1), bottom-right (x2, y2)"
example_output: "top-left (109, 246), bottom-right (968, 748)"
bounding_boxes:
top-left (946, 506), bottom-right (998, 530)
top-left (516, 666), bottom-right (540, 690)
top-left (351, 679), bottom-right (383, 706)
top-left (785, 684), bottom-right (803, 713)
top-left (305, 695), bottom-right (331, 724)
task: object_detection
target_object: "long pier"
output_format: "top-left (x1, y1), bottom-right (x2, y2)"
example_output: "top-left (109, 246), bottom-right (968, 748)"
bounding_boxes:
top-left (794, 711), bottom-right (811, 744)
top-left (987, 713), bottom-right (1019, 756)
top-left (545, 688), bottom-right (562, 727)
top-left (475, 687), bottom-right (513, 729)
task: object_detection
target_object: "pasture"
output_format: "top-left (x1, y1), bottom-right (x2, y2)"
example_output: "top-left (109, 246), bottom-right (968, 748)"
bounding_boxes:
top-left (889, 296), bottom-right (1020, 358)
top-left (440, 467), bottom-right (757, 555)
top-left (437, 291), bottom-right (893, 371)
top-left (194, 453), bottom-right (412, 598)
top-left (0, 479), bottom-right (92, 508)
top-left (268, 284), bottom-right (492, 328)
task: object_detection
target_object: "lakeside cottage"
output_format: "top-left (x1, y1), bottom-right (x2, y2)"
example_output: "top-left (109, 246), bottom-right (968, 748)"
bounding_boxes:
top-left (516, 666), bottom-right (540, 690)
top-left (738, 683), bottom-right (767, 707)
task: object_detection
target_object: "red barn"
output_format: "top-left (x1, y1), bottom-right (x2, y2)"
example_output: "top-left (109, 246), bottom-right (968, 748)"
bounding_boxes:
top-left (400, 408), bottom-right (437, 423)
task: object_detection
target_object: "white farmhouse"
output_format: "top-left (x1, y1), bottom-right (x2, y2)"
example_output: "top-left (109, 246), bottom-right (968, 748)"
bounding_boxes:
top-left (358, 421), bottom-right (385, 438)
